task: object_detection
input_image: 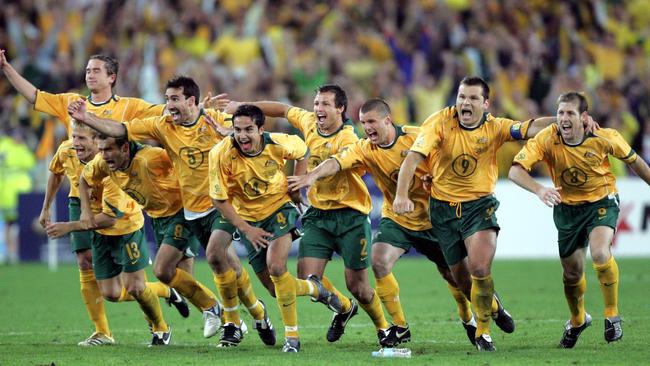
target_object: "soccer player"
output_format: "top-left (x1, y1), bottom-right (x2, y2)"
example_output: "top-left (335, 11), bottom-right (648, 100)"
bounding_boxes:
top-left (227, 84), bottom-right (390, 344)
top-left (2, 49), bottom-right (169, 346)
top-left (288, 99), bottom-right (477, 347)
top-left (68, 76), bottom-right (273, 347)
top-left (210, 104), bottom-right (336, 352)
top-left (82, 132), bottom-right (224, 338)
top-left (0, 50), bottom-right (165, 136)
top-left (393, 76), bottom-right (555, 351)
top-left (509, 92), bottom-right (650, 348)
top-left (44, 123), bottom-right (172, 346)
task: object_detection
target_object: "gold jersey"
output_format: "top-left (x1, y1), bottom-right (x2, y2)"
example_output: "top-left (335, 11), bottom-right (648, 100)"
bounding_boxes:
top-left (124, 109), bottom-right (232, 212)
top-left (411, 106), bottom-right (531, 202)
top-left (84, 144), bottom-right (182, 218)
top-left (209, 132), bottom-right (308, 221)
top-left (34, 91), bottom-right (164, 136)
top-left (49, 140), bottom-right (84, 198)
top-left (82, 169), bottom-right (145, 236)
top-left (334, 125), bottom-right (431, 231)
top-left (513, 125), bottom-right (637, 204)
top-left (286, 107), bottom-right (371, 214)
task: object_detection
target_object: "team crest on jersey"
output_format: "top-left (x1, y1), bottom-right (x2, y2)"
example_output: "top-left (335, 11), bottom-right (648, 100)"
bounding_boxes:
top-left (401, 150), bottom-right (409, 157)
top-left (476, 137), bottom-right (488, 144)
top-left (583, 150), bottom-right (599, 165)
top-left (262, 159), bottom-right (278, 178)
top-left (101, 110), bottom-right (112, 116)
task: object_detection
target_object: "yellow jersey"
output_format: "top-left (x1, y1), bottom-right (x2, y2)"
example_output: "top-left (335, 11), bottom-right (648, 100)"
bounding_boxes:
top-left (124, 109), bottom-right (232, 212)
top-left (34, 91), bottom-right (165, 136)
top-left (411, 106), bottom-right (531, 202)
top-left (49, 140), bottom-right (84, 198)
top-left (209, 133), bottom-right (308, 222)
top-left (286, 107), bottom-right (371, 214)
top-left (334, 125), bottom-right (431, 231)
top-left (513, 125), bottom-right (637, 204)
top-left (84, 144), bottom-right (182, 218)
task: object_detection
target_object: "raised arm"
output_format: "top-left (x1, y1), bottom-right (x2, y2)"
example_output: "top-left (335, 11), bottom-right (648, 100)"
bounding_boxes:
top-left (525, 117), bottom-right (556, 138)
top-left (628, 157), bottom-right (650, 185)
top-left (0, 49), bottom-right (38, 104)
top-left (225, 101), bottom-right (292, 118)
top-left (39, 172), bottom-right (64, 228)
top-left (212, 199), bottom-right (272, 250)
top-left (68, 99), bottom-right (127, 138)
top-left (287, 158), bottom-right (340, 192)
top-left (508, 164), bottom-right (562, 207)
top-left (393, 151), bottom-right (424, 214)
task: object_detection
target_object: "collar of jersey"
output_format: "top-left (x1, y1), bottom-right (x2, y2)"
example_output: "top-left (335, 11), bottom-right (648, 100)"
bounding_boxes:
top-left (455, 109), bottom-right (488, 131)
top-left (179, 108), bottom-right (205, 128)
top-left (378, 124), bottom-right (403, 150)
top-left (317, 118), bottom-right (354, 138)
top-left (231, 132), bottom-right (270, 158)
top-left (556, 127), bottom-right (593, 147)
top-left (87, 94), bottom-right (118, 107)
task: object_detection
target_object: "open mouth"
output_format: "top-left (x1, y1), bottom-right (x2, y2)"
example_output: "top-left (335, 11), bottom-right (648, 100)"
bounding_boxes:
top-left (316, 113), bottom-right (326, 124)
top-left (238, 140), bottom-right (252, 151)
top-left (366, 131), bottom-right (378, 141)
top-left (461, 108), bottom-right (472, 119)
top-left (169, 109), bottom-right (181, 122)
top-left (560, 122), bottom-right (572, 133)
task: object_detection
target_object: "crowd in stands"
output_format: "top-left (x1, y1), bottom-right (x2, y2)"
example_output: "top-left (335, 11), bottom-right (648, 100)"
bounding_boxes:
top-left (1, 0), bottom-right (649, 186)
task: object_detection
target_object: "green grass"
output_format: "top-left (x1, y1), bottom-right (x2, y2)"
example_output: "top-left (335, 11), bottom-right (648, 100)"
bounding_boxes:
top-left (1, 258), bottom-right (647, 365)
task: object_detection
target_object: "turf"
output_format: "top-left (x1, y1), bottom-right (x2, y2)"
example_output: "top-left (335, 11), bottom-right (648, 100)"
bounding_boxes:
top-left (0, 257), bottom-right (647, 365)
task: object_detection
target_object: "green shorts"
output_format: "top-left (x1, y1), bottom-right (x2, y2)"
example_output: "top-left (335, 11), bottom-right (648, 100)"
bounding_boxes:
top-left (69, 197), bottom-right (92, 253)
top-left (239, 204), bottom-right (299, 274)
top-left (151, 209), bottom-right (202, 258)
top-left (553, 195), bottom-right (620, 258)
top-left (429, 195), bottom-right (500, 266)
top-left (186, 209), bottom-right (236, 249)
top-left (91, 227), bottom-right (150, 280)
top-left (299, 207), bottom-right (372, 270)
top-left (373, 218), bottom-right (447, 268)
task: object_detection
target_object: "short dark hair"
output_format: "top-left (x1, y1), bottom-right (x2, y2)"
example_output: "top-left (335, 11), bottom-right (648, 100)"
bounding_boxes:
top-left (165, 76), bottom-right (200, 105)
top-left (233, 104), bottom-right (265, 127)
top-left (557, 92), bottom-right (589, 114)
top-left (360, 98), bottom-right (391, 117)
top-left (89, 54), bottom-right (119, 88)
top-left (96, 133), bottom-right (129, 147)
top-left (460, 76), bottom-right (490, 100)
top-left (316, 84), bottom-right (348, 119)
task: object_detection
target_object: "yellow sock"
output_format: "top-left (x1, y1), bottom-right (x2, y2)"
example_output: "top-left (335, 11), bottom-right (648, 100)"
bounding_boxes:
top-left (375, 273), bottom-right (406, 326)
top-left (237, 268), bottom-right (264, 320)
top-left (563, 274), bottom-right (587, 326)
top-left (594, 256), bottom-right (619, 318)
top-left (117, 281), bottom-right (169, 302)
top-left (214, 269), bottom-right (240, 325)
top-left (359, 290), bottom-right (389, 330)
top-left (322, 276), bottom-right (352, 313)
top-left (79, 269), bottom-right (111, 336)
top-left (135, 285), bottom-right (169, 332)
top-left (270, 271), bottom-right (299, 338)
top-left (447, 283), bottom-right (473, 323)
top-left (168, 268), bottom-right (216, 311)
top-left (294, 277), bottom-right (313, 296)
top-left (471, 274), bottom-right (494, 337)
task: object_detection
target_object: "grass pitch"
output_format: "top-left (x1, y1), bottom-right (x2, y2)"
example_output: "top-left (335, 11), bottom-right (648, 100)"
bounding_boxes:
top-left (1, 257), bottom-right (647, 365)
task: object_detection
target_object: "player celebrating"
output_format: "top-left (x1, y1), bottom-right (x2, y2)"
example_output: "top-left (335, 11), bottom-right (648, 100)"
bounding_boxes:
top-left (509, 92), bottom-right (650, 348)
top-left (82, 132), bottom-right (224, 338)
top-left (393, 76), bottom-right (558, 351)
top-left (45, 124), bottom-right (172, 346)
top-left (210, 104), bottom-right (336, 352)
top-left (288, 99), bottom-right (478, 347)
top-left (227, 85), bottom-right (390, 343)
top-left (68, 76), bottom-right (273, 347)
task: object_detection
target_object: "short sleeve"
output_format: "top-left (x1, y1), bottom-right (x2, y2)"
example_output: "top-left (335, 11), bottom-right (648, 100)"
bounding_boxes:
top-left (124, 117), bottom-right (161, 142)
top-left (332, 140), bottom-right (366, 170)
top-left (605, 129), bottom-right (637, 164)
top-left (286, 107), bottom-right (313, 134)
top-left (512, 129), bottom-right (548, 171)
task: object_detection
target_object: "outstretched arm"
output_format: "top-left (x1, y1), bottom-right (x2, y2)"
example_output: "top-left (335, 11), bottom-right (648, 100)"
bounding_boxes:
top-left (45, 213), bottom-right (116, 239)
top-left (0, 49), bottom-right (38, 104)
top-left (68, 99), bottom-right (127, 138)
top-left (212, 199), bottom-right (272, 251)
top-left (287, 158), bottom-right (340, 192)
top-left (508, 164), bottom-right (562, 207)
top-left (393, 152), bottom-right (424, 214)
top-left (525, 117), bottom-right (555, 138)
top-left (628, 157), bottom-right (650, 185)
top-left (225, 101), bottom-right (292, 118)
